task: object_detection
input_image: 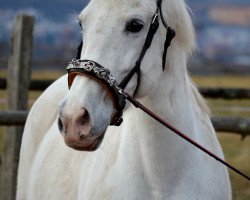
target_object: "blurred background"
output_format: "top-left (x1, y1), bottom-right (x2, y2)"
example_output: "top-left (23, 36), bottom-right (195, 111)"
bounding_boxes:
top-left (0, 0), bottom-right (250, 73)
top-left (0, 0), bottom-right (249, 199)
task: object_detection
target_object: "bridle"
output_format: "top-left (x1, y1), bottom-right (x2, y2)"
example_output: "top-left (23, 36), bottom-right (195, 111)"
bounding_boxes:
top-left (66, 0), bottom-right (250, 181)
top-left (67, 0), bottom-right (175, 126)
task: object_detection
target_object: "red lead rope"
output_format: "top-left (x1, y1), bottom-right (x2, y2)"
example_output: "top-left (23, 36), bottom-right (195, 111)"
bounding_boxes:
top-left (120, 90), bottom-right (250, 181)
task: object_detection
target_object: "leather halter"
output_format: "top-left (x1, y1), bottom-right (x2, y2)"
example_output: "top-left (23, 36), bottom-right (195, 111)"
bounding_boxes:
top-left (67, 0), bottom-right (175, 126)
top-left (67, 59), bottom-right (126, 126)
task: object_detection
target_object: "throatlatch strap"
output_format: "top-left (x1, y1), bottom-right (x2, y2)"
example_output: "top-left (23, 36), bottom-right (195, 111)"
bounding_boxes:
top-left (76, 41), bottom-right (83, 59)
top-left (162, 27), bottom-right (175, 70)
top-left (133, 67), bottom-right (141, 96)
top-left (157, 0), bottom-right (176, 71)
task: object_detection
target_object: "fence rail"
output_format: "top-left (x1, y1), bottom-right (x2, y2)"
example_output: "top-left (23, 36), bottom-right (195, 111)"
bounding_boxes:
top-left (1, 77), bottom-right (250, 99)
top-left (199, 88), bottom-right (250, 99)
top-left (212, 116), bottom-right (250, 138)
top-left (0, 78), bottom-right (54, 91)
top-left (0, 111), bottom-right (28, 126)
top-left (0, 111), bottom-right (250, 138)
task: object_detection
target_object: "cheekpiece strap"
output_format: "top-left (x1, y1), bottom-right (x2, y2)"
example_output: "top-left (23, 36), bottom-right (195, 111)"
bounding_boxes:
top-left (118, 11), bottom-right (159, 90)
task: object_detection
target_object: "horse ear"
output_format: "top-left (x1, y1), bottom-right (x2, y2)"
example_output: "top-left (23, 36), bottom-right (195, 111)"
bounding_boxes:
top-left (76, 41), bottom-right (83, 59)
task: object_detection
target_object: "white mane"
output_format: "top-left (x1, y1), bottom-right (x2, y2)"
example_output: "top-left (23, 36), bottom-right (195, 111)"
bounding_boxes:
top-left (163, 0), bottom-right (196, 53)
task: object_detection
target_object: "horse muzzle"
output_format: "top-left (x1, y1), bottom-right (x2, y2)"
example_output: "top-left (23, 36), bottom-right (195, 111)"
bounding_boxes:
top-left (58, 59), bottom-right (124, 152)
top-left (58, 106), bottom-right (106, 151)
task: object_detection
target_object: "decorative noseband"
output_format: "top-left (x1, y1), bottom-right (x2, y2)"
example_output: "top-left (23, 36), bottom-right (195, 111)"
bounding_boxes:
top-left (67, 59), bottom-right (126, 126)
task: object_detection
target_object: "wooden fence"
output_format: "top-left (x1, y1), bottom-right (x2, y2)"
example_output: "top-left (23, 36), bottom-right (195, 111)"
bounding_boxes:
top-left (0, 14), bottom-right (250, 200)
top-left (0, 14), bottom-right (34, 200)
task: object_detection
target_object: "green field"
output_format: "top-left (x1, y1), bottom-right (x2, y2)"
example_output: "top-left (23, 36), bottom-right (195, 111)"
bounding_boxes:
top-left (0, 70), bottom-right (250, 199)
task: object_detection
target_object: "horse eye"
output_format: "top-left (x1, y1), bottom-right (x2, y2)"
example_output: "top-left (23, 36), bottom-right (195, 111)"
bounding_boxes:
top-left (125, 19), bottom-right (144, 33)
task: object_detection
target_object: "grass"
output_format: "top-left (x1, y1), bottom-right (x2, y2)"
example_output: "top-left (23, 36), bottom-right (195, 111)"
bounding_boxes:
top-left (219, 134), bottom-right (250, 200)
top-left (0, 71), bottom-right (250, 199)
top-left (192, 75), bottom-right (250, 88)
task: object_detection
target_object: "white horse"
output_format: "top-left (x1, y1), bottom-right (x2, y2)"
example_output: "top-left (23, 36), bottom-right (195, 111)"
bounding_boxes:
top-left (17, 0), bottom-right (231, 199)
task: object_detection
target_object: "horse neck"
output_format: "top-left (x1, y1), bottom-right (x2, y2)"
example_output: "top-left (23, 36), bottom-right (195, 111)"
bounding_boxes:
top-left (118, 47), bottom-right (202, 185)
top-left (124, 46), bottom-right (198, 141)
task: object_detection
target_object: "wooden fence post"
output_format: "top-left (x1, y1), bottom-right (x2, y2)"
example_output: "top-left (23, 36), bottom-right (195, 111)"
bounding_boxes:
top-left (0, 14), bottom-right (34, 200)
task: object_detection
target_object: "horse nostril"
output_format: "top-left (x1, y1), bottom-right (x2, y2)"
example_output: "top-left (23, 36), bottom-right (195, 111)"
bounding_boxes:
top-left (75, 109), bottom-right (91, 139)
top-left (77, 109), bottom-right (90, 126)
top-left (58, 108), bottom-right (91, 140)
top-left (58, 117), bottom-right (64, 133)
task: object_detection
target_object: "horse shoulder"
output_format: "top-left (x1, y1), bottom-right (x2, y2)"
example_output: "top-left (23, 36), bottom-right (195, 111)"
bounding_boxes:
top-left (17, 75), bottom-right (68, 199)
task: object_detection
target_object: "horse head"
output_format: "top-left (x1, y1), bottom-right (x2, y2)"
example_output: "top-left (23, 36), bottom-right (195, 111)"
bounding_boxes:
top-left (58, 0), bottom-right (195, 151)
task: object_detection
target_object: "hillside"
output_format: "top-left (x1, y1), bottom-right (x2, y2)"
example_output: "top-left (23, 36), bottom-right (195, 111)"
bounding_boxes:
top-left (209, 6), bottom-right (250, 26)
top-left (1, 0), bottom-right (249, 43)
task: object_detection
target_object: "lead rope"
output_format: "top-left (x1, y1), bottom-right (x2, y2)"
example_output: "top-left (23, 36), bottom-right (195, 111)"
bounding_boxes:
top-left (115, 88), bottom-right (250, 181)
